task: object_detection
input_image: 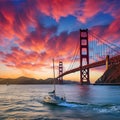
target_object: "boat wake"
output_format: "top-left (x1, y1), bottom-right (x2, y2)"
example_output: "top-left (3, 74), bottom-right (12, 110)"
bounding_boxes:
top-left (57, 101), bottom-right (120, 113)
top-left (93, 104), bottom-right (120, 113)
top-left (58, 102), bottom-right (79, 107)
top-left (40, 96), bottom-right (120, 113)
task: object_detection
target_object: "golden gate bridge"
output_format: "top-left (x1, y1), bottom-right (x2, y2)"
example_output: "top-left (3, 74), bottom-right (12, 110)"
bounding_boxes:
top-left (57, 29), bottom-right (120, 85)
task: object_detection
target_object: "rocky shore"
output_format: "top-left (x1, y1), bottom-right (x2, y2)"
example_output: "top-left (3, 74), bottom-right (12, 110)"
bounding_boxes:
top-left (95, 63), bottom-right (120, 84)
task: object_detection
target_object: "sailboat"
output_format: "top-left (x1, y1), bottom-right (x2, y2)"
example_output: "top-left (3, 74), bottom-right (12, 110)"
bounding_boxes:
top-left (43, 59), bottom-right (66, 104)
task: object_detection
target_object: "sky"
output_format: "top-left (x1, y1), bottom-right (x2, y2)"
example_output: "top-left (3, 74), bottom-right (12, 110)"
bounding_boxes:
top-left (0, 0), bottom-right (120, 83)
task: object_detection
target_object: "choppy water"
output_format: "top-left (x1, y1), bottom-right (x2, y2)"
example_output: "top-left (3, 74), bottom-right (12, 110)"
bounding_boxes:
top-left (0, 84), bottom-right (120, 120)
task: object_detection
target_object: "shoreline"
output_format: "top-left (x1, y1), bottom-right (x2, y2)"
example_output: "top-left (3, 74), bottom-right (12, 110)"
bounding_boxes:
top-left (93, 83), bottom-right (120, 86)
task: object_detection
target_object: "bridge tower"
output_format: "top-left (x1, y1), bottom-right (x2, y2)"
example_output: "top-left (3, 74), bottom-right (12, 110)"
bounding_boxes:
top-left (80, 29), bottom-right (90, 85)
top-left (106, 55), bottom-right (109, 70)
top-left (58, 61), bottom-right (63, 84)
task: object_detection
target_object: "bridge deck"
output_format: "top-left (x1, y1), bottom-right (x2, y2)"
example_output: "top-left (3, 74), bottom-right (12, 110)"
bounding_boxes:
top-left (57, 55), bottom-right (120, 78)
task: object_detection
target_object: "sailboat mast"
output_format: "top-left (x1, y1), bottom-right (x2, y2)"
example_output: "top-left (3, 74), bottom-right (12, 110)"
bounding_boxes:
top-left (53, 59), bottom-right (56, 92)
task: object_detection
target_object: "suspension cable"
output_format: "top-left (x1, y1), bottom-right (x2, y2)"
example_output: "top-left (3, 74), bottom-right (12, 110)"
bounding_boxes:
top-left (89, 31), bottom-right (120, 54)
top-left (66, 39), bottom-right (79, 71)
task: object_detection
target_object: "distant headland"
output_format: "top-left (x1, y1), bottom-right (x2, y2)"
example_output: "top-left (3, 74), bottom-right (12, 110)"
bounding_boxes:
top-left (1, 62), bottom-right (120, 85)
top-left (95, 63), bottom-right (120, 85)
top-left (0, 77), bottom-right (78, 84)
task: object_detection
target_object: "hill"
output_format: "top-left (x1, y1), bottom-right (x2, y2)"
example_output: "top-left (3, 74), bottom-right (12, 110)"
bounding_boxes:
top-left (95, 63), bottom-right (120, 84)
top-left (0, 76), bottom-right (78, 84)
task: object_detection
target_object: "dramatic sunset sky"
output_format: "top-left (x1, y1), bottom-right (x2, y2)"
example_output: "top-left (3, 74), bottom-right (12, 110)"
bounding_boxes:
top-left (0, 0), bottom-right (120, 83)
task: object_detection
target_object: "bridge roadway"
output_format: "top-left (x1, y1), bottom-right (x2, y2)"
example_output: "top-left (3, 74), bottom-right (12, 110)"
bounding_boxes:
top-left (57, 55), bottom-right (120, 78)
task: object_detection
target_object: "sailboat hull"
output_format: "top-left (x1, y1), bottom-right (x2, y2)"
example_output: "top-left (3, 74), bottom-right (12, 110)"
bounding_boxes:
top-left (43, 95), bottom-right (65, 104)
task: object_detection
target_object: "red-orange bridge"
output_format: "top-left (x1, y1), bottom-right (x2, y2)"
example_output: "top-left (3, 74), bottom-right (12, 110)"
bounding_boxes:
top-left (57, 29), bottom-right (120, 85)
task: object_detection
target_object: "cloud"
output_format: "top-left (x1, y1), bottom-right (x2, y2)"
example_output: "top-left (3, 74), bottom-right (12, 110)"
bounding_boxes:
top-left (106, 18), bottom-right (120, 41)
top-left (77, 0), bottom-right (106, 23)
top-left (2, 46), bottom-right (48, 70)
top-left (20, 22), bottom-right (57, 52)
top-left (1, 28), bottom-right (80, 70)
top-left (104, 0), bottom-right (120, 19)
top-left (46, 30), bottom-right (79, 62)
top-left (0, 0), bottom-right (120, 79)
top-left (90, 17), bottom-right (120, 43)
top-left (36, 0), bottom-right (81, 22)
top-left (35, 0), bottom-right (120, 24)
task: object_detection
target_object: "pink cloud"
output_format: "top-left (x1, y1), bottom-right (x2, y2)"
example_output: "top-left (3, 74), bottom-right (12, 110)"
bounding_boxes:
top-left (0, 0), bottom-right (119, 76)
top-left (0, 11), bottom-right (15, 40)
top-left (45, 31), bottom-right (80, 63)
top-left (77, 0), bottom-right (106, 23)
top-left (90, 17), bottom-right (120, 43)
top-left (104, 0), bottom-right (120, 19)
top-left (2, 47), bottom-right (48, 70)
top-left (19, 22), bottom-right (57, 53)
top-left (106, 18), bottom-right (120, 41)
top-left (37, 0), bottom-right (81, 22)
top-left (1, 29), bottom-right (80, 70)
top-left (0, 0), bottom-right (37, 43)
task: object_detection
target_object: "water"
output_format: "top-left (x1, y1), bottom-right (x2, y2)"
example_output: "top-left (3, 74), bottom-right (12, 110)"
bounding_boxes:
top-left (0, 84), bottom-right (120, 120)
